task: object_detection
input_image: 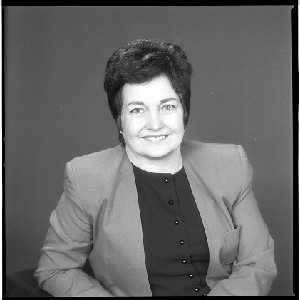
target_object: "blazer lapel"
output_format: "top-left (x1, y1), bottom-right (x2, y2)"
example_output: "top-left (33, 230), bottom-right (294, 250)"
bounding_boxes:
top-left (100, 153), bottom-right (151, 296)
top-left (183, 159), bottom-right (232, 287)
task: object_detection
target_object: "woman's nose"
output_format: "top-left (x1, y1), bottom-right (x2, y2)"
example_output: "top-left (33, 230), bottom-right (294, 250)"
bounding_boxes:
top-left (146, 111), bottom-right (163, 130)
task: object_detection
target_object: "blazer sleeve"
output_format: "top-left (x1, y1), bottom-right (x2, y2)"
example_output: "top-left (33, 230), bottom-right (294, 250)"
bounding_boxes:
top-left (34, 161), bottom-right (114, 297)
top-left (207, 145), bottom-right (277, 296)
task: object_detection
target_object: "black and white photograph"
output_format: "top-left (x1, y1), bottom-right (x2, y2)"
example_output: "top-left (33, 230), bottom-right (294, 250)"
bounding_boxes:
top-left (4, 5), bottom-right (295, 297)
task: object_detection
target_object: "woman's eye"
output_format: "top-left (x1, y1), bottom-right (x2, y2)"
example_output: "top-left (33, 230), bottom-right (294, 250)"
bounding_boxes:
top-left (130, 108), bottom-right (144, 114)
top-left (162, 104), bottom-right (176, 111)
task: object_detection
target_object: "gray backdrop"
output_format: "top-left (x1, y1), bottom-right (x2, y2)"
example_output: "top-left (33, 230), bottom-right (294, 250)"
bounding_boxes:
top-left (5, 6), bottom-right (293, 296)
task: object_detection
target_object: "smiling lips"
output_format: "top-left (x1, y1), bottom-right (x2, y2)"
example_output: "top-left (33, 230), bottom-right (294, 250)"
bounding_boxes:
top-left (143, 135), bottom-right (168, 142)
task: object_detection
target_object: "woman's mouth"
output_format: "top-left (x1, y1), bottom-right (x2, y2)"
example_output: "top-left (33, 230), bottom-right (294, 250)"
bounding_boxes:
top-left (143, 135), bottom-right (168, 142)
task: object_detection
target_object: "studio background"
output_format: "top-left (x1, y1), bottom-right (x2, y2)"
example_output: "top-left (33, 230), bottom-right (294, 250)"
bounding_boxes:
top-left (4, 6), bottom-right (293, 296)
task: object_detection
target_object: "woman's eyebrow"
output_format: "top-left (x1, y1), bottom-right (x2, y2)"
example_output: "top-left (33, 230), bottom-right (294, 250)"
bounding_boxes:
top-left (127, 101), bottom-right (144, 107)
top-left (160, 98), bottom-right (178, 104)
top-left (127, 98), bottom-right (178, 107)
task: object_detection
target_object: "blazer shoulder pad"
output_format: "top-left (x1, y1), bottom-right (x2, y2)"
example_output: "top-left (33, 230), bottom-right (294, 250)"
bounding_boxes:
top-left (68, 144), bottom-right (126, 181)
top-left (182, 138), bottom-right (240, 165)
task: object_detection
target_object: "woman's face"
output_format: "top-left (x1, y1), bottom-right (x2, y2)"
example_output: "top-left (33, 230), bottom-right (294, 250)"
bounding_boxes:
top-left (120, 74), bottom-right (185, 161)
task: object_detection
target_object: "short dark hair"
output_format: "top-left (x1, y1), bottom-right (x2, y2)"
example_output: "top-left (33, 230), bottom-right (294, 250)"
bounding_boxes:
top-left (103, 38), bottom-right (193, 145)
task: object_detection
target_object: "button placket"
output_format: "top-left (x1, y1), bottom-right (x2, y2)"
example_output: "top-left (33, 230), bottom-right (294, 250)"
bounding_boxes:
top-left (133, 165), bottom-right (210, 296)
top-left (162, 172), bottom-right (202, 295)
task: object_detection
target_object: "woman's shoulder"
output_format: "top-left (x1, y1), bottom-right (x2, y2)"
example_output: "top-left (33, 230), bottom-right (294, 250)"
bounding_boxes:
top-left (182, 139), bottom-right (250, 204)
top-left (68, 144), bottom-right (126, 176)
top-left (182, 138), bottom-right (241, 162)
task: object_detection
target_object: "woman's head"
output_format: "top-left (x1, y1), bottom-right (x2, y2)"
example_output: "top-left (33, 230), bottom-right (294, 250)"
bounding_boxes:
top-left (104, 38), bottom-right (193, 146)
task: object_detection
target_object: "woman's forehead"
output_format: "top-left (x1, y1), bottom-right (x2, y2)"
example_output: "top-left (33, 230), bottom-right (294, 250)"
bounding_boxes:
top-left (122, 75), bottom-right (179, 105)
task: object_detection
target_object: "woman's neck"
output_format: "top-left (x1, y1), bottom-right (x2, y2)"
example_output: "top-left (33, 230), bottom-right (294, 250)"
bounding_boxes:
top-left (125, 145), bottom-right (182, 174)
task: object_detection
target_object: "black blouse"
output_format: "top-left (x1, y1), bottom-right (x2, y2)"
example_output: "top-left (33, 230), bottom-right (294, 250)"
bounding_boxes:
top-left (132, 164), bottom-right (211, 296)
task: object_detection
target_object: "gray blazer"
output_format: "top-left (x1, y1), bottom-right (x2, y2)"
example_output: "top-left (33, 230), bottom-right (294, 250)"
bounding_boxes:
top-left (35, 139), bottom-right (277, 296)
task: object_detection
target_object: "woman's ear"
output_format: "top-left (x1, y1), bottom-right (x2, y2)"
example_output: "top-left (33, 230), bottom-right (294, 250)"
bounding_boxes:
top-left (116, 116), bottom-right (123, 133)
top-left (116, 116), bottom-right (125, 145)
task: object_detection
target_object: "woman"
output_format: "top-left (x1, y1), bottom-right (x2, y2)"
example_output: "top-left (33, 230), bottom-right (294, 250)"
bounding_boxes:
top-left (35, 38), bottom-right (277, 296)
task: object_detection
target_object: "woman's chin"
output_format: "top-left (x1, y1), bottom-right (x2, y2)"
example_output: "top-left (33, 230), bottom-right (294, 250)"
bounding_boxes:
top-left (140, 145), bottom-right (177, 159)
top-left (126, 136), bottom-right (183, 160)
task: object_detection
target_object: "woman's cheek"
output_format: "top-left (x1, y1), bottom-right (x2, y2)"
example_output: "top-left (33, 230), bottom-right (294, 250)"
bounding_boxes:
top-left (164, 114), bottom-right (184, 132)
top-left (124, 116), bottom-right (145, 137)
